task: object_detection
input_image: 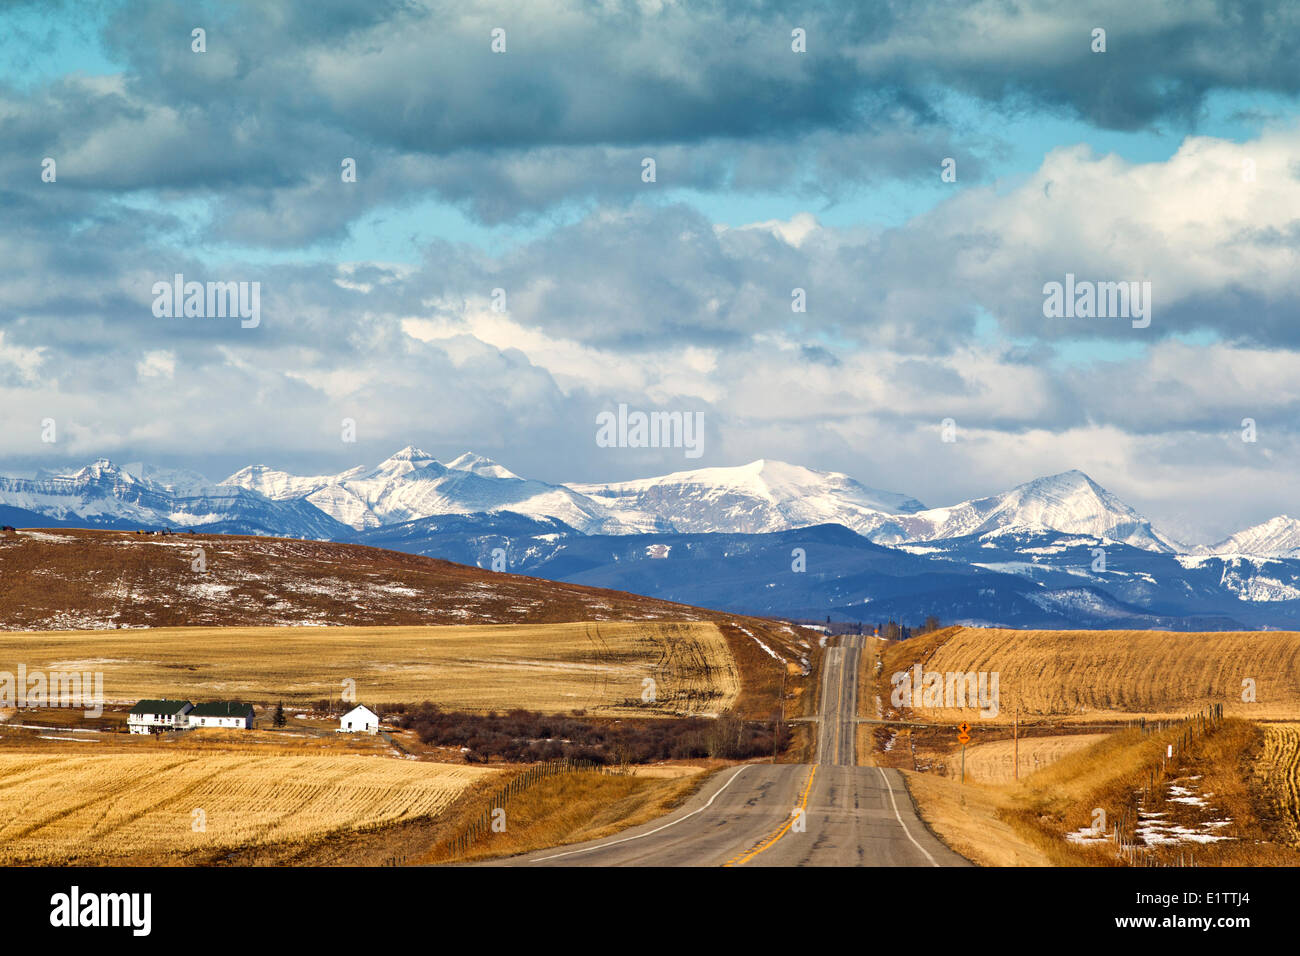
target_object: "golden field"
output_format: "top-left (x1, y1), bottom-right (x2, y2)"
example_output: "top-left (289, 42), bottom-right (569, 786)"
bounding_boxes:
top-left (428, 766), bottom-right (708, 864)
top-left (883, 626), bottom-right (1300, 722)
top-left (942, 733), bottom-right (1111, 784)
top-left (0, 749), bottom-right (496, 865)
top-left (1255, 723), bottom-right (1300, 846)
top-left (0, 621), bottom-right (739, 716)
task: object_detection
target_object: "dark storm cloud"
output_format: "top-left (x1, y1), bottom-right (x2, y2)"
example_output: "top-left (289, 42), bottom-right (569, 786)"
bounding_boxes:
top-left (3, 0), bottom-right (1296, 240)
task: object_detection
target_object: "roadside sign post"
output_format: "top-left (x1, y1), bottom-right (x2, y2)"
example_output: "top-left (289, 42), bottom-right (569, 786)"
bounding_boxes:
top-left (957, 721), bottom-right (971, 783)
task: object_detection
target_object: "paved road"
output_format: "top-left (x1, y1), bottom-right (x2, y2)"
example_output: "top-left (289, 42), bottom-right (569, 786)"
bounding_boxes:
top-left (495, 635), bottom-right (968, 867)
top-left (817, 634), bottom-right (863, 768)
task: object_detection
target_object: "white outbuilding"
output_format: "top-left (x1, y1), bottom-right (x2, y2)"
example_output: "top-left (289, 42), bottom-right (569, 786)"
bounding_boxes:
top-left (340, 704), bottom-right (380, 734)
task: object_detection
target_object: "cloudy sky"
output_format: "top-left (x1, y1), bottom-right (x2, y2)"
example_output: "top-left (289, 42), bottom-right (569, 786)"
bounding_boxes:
top-left (2, 0), bottom-right (1299, 543)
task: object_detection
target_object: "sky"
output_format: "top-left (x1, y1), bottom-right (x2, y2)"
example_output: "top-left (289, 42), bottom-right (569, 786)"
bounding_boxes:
top-left (2, 0), bottom-right (1300, 544)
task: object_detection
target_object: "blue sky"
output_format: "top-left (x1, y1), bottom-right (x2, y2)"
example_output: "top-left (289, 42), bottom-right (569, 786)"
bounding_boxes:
top-left (3, 0), bottom-right (1300, 542)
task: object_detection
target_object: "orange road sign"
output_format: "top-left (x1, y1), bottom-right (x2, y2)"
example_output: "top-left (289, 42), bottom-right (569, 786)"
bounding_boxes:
top-left (957, 720), bottom-right (971, 745)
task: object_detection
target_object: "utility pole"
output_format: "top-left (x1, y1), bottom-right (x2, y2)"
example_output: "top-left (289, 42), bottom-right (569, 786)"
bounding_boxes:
top-left (1014, 704), bottom-right (1019, 781)
top-left (774, 668), bottom-right (786, 763)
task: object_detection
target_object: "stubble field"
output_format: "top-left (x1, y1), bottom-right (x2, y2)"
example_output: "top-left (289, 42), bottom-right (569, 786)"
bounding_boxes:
top-left (882, 626), bottom-right (1300, 722)
top-left (0, 748), bottom-right (497, 865)
top-left (0, 620), bottom-right (740, 716)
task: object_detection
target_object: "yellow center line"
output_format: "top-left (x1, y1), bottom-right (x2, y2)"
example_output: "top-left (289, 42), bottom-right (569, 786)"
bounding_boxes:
top-left (723, 765), bottom-right (817, 867)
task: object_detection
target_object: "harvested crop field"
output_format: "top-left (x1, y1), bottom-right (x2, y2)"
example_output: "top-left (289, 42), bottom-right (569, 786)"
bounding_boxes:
top-left (0, 621), bottom-right (740, 716)
top-left (0, 751), bottom-right (495, 865)
top-left (1254, 723), bottom-right (1300, 846)
top-left (0, 528), bottom-right (806, 720)
top-left (882, 626), bottom-right (1300, 722)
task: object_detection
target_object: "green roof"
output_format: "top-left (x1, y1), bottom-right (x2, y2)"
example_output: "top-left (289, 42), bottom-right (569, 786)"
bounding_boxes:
top-left (129, 699), bottom-right (192, 715)
top-left (189, 701), bottom-right (253, 717)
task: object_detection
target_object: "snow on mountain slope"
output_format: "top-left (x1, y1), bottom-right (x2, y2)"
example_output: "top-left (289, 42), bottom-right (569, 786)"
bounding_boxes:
top-left (222, 446), bottom-right (626, 533)
top-left (224, 454), bottom-right (1179, 548)
top-left (878, 470), bottom-right (1179, 553)
top-left (446, 452), bottom-right (521, 480)
top-left (361, 445), bottom-right (440, 481)
top-left (568, 458), bottom-right (926, 535)
top-left (1209, 515), bottom-right (1300, 558)
top-left (356, 462), bottom-right (620, 532)
top-left (222, 463), bottom-right (366, 501)
top-left (1217, 557), bottom-right (1300, 602)
top-left (16, 450), bottom-right (1188, 557)
top-left (0, 458), bottom-right (347, 537)
top-left (0, 459), bottom-right (167, 525)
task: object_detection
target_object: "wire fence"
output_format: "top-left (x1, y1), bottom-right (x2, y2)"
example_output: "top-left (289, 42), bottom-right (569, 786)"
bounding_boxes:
top-left (1107, 704), bottom-right (1225, 867)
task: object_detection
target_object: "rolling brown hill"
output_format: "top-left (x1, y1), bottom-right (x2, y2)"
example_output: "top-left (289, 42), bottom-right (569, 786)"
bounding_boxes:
top-left (0, 528), bottom-right (812, 718)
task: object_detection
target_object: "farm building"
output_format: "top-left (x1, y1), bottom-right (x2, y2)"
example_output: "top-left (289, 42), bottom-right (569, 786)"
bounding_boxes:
top-left (127, 699), bottom-right (193, 734)
top-left (188, 701), bottom-right (255, 729)
top-left (340, 704), bottom-right (379, 734)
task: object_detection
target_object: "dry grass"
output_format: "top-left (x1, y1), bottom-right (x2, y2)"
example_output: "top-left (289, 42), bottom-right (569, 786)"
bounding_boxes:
top-left (904, 727), bottom-right (1160, 868)
top-left (0, 528), bottom-right (717, 630)
top-left (906, 716), bottom-right (1300, 866)
top-left (903, 772), bottom-right (1051, 866)
top-left (998, 719), bottom-right (1300, 866)
top-left (0, 750), bottom-right (496, 865)
top-left (943, 733), bottom-right (1111, 784)
top-left (880, 625), bottom-right (1300, 864)
top-left (856, 637), bottom-right (883, 766)
top-left (423, 765), bottom-right (708, 864)
top-left (0, 621), bottom-right (739, 717)
top-left (881, 626), bottom-right (1300, 722)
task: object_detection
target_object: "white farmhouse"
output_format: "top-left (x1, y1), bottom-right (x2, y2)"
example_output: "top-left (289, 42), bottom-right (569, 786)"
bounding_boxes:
top-left (127, 699), bottom-right (193, 734)
top-left (340, 704), bottom-right (379, 734)
top-left (187, 701), bottom-right (254, 729)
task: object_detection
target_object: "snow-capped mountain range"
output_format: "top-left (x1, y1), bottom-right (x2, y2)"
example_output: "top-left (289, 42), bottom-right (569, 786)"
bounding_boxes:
top-left (224, 449), bottom-right (933, 537)
top-left (0, 458), bottom-right (348, 538)
top-left (0, 445), bottom-right (1289, 556)
top-left (10, 447), bottom-right (1300, 629)
top-left (221, 447), bottom-right (615, 533)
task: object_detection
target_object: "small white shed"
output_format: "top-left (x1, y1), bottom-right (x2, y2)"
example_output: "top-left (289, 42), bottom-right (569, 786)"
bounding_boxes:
top-left (340, 704), bottom-right (380, 734)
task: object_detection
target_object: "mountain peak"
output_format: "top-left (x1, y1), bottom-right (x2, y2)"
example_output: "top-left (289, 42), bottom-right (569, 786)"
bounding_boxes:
top-left (366, 446), bottom-right (440, 481)
top-left (226, 463), bottom-right (274, 478)
top-left (1211, 514), bottom-right (1300, 557)
top-left (1021, 469), bottom-right (1100, 492)
top-left (383, 445), bottom-right (436, 463)
top-left (71, 458), bottom-right (133, 482)
top-left (568, 457), bottom-right (926, 534)
top-left (892, 468), bottom-right (1177, 552)
top-left (446, 453), bottom-right (520, 480)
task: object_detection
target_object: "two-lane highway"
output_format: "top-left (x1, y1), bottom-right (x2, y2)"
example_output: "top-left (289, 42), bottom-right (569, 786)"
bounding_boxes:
top-left (494, 635), bottom-right (969, 867)
top-left (732, 633), bottom-right (965, 866)
top-left (817, 634), bottom-right (863, 768)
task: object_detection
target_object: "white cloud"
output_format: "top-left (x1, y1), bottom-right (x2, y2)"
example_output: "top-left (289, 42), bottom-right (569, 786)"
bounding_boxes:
top-left (135, 350), bottom-right (175, 381)
top-left (0, 331), bottom-right (45, 384)
top-left (724, 212), bottom-right (821, 248)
